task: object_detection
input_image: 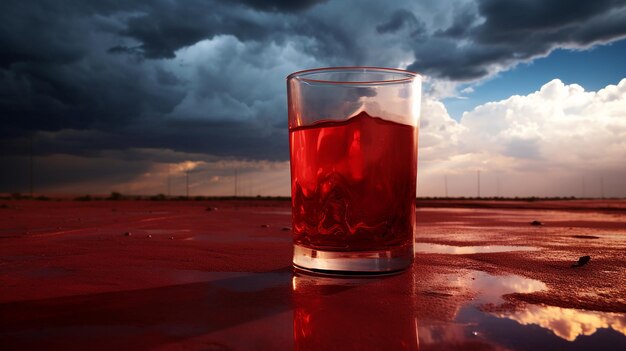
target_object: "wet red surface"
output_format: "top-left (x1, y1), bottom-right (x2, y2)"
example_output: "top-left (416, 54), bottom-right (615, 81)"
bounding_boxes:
top-left (1, 199), bottom-right (625, 350)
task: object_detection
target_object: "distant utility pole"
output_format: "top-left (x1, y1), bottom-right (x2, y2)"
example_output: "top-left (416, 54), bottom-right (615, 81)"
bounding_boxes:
top-left (29, 136), bottom-right (34, 198)
top-left (600, 176), bottom-right (605, 199)
top-left (582, 176), bottom-right (586, 198)
top-left (444, 175), bottom-right (448, 198)
top-left (242, 174), bottom-right (246, 197)
top-left (167, 164), bottom-right (171, 197)
top-left (234, 168), bottom-right (238, 197)
top-left (186, 170), bottom-right (190, 198)
top-left (496, 176), bottom-right (501, 197)
top-left (477, 170), bottom-right (481, 198)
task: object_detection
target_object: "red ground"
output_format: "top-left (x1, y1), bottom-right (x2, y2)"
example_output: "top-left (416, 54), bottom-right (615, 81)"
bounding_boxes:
top-left (0, 199), bottom-right (625, 350)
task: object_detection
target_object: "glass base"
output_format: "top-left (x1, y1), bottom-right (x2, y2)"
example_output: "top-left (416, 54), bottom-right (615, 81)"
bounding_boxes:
top-left (293, 244), bottom-right (413, 275)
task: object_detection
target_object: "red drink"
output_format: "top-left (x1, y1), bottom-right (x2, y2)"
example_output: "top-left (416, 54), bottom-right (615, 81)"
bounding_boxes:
top-left (290, 112), bottom-right (417, 252)
top-left (288, 67), bottom-right (421, 272)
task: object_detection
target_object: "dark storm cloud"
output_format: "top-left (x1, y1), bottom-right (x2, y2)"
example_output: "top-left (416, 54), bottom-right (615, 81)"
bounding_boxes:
top-left (409, 0), bottom-right (626, 79)
top-left (376, 9), bottom-right (423, 35)
top-left (234, 0), bottom-right (327, 13)
top-left (115, 1), bottom-right (264, 59)
top-left (476, 0), bottom-right (621, 36)
top-left (471, 0), bottom-right (626, 48)
top-left (0, 0), bottom-right (189, 141)
top-left (109, 0), bottom-right (326, 59)
top-left (0, 0), bottom-right (317, 142)
top-left (1, 0), bottom-right (626, 192)
top-left (435, 4), bottom-right (478, 38)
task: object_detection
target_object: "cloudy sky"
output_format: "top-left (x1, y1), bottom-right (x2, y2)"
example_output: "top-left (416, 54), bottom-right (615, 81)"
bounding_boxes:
top-left (1, 0), bottom-right (626, 197)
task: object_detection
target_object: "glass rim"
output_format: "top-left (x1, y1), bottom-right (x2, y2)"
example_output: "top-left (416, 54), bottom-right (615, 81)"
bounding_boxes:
top-left (287, 66), bottom-right (421, 85)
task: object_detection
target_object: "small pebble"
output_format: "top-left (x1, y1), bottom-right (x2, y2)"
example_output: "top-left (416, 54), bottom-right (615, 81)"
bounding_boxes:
top-left (530, 220), bottom-right (543, 226)
top-left (169, 236), bottom-right (174, 240)
top-left (124, 231), bottom-right (132, 237)
top-left (261, 224), bottom-right (271, 228)
top-left (572, 255), bottom-right (591, 267)
top-left (471, 331), bottom-right (479, 336)
top-left (206, 207), bottom-right (218, 211)
top-left (147, 234), bottom-right (152, 238)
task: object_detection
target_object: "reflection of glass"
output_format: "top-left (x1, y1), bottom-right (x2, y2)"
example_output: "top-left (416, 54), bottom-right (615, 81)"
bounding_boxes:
top-left (493, 304), bottom-right (626, 341)
top-left (292, 271), bottom-right (419, 350)
top-left (287, 67), bottom-right (421, 273)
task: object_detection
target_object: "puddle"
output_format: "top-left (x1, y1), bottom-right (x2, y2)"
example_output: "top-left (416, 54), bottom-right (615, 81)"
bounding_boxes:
top-left (423, 270), bottom-right (626, 349)
top-left (414, 242), bottom-right (539, 254)
top-left (493, 304), bottom-right (626, 342)
top-left (292, 270), bottom-right (626, 349)
top-left (453, 271), bottom-right (547, 304)
top-left (168, 269), bottom-right (292, 293)
top-left (452, 304), bottom-right (626, 350)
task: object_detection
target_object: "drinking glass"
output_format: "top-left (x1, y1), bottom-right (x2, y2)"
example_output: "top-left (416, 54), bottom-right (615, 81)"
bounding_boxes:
top-left (287, 67), bottom-right (421, 273)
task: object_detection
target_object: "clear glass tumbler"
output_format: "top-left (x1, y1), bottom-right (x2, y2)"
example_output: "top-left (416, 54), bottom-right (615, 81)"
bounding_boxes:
top-left (287, 67), bottom-right (421, 274)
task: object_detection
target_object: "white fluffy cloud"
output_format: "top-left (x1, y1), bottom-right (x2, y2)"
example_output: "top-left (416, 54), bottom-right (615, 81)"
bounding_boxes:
top-left (418, 78), bottom-right (626, 197)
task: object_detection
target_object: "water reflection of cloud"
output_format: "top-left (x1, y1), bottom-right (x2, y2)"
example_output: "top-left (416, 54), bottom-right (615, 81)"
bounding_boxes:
top-left (455, 271), bottom-right (626, 343)
top-left (493, 305), bottom-right (626, 341)
top-left (450, 271), bottom-right (547, 304)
